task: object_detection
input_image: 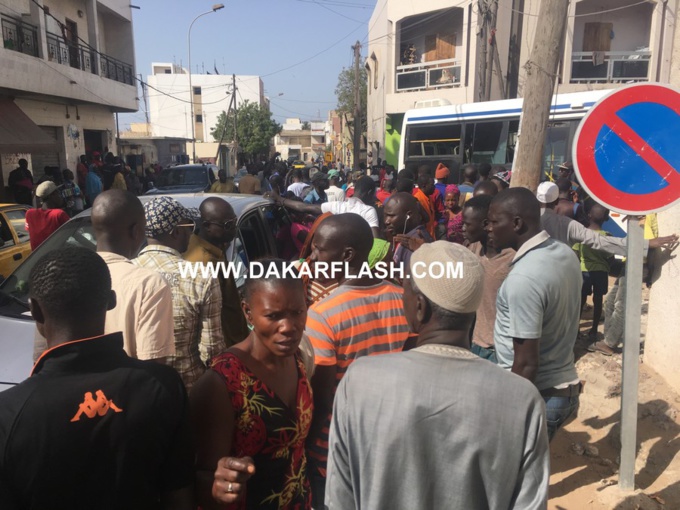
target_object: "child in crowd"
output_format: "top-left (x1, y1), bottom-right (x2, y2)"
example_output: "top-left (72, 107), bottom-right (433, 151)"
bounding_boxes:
top-left (573, 199), bottom-right (612, 342)
top-left (61, 169), bottom-right (84, 217)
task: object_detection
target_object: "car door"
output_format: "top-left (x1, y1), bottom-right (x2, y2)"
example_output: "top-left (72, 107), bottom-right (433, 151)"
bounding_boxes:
top-left (228, 205), bottom-right (284, 288)
top-left (0, 207), bottom-right (30, 279)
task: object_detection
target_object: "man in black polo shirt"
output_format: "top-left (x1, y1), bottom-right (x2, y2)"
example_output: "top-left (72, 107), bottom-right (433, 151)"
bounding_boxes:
top-left (0, 247), bottom-right (194, 509)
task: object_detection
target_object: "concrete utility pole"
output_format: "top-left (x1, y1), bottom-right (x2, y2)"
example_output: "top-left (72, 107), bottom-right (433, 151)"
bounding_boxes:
top-left (484, 0), bottom-right (498, 101)
top-left (352, 41), bottom-right (362, 171)
top-left (477, 0), bottom-right (488, 102)
top-left (511, 0), bottom-right (570, 191)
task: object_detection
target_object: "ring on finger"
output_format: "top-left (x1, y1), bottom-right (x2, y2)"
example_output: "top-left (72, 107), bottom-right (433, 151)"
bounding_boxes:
top-left (228, 482), bottom-right (233, 493)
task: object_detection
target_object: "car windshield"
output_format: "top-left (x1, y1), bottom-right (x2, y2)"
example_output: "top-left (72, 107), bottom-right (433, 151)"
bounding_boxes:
top-left (157, 166), bottom-right (208, 188)
top-left (0, 217), bottom-right (96, 308)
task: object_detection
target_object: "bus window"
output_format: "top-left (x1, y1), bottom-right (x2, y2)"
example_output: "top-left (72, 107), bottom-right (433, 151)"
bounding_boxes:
top-left (543, 121), bottom-right (574, 178)
top-left (407, 124), bottom-right (462, 159)
top-left (506, 120), bottom-right (519, 163)
top-left (472, 121), bottom-right (506, 164)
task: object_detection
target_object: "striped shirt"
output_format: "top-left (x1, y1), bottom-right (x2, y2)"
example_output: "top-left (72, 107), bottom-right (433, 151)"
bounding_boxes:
top-left (305, 281), bottom-right (409, 473)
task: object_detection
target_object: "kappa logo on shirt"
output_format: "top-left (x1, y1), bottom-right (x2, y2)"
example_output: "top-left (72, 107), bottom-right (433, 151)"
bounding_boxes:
top-left (70, 390), bottom-right (123, 422)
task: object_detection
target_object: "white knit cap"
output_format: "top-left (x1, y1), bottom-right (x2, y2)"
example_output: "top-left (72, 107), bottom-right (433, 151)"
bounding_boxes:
top-left (536, 181), bottom-right (559, 204)
top-left (409, 241), bottom-right (485, 314)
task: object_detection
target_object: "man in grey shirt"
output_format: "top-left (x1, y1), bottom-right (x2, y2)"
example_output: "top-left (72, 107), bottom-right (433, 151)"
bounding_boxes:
top-left (488, 188), bottom-right (582, 441)
top-left (326, 242), bottom-right (549, 510)
top-left (537, 181), bottom-right (677, 255)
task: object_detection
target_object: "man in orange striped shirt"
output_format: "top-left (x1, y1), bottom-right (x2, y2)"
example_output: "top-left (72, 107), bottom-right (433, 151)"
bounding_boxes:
top-left (305, 213), bottom-right (410, 508)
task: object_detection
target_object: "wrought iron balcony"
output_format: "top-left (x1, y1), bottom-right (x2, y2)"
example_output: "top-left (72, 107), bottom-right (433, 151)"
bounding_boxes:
top-left (1, 15), bottom-right (38, 57)
top-left (46, 31), bottom-right (133, 86)
top-left (571, 50), bottom-right (651, 84)
top-left (396, 58), bottom-right (462, 93)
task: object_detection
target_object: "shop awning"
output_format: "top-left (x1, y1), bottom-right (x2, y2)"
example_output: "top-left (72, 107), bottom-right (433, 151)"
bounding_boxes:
top-left (0, 98), bottom-right (60, 153)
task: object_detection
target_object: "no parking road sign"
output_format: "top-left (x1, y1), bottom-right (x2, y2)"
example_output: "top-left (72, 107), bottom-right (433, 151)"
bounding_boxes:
top-left (573, 83), bottom-right (680, 215)
top-left (573, 83), bottom-right (680, 492)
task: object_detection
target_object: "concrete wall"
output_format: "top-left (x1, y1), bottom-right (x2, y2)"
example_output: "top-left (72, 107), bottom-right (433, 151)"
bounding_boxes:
top-left (14, 98), bottom-right (116, 168)
top-left (572, 1), bottom-right (653, 53)
top-left (645, 205), bottom-right (680, 392)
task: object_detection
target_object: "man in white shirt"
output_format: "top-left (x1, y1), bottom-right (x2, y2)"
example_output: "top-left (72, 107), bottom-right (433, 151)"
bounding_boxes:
top-left (286, 169), bottom-right (309, 198)
top-left (325, 172), bottom-right (345, 202)
top-left (272, 177), bottom-right (380, 237)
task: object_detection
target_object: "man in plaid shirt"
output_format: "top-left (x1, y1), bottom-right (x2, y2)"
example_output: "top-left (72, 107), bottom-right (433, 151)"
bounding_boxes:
top-left (135, 196), bottom-right (225, 391)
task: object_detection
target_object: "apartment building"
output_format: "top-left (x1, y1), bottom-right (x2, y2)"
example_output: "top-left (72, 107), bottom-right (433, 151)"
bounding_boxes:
top-left (146, 63), bottom-right (265, 162)
top-left (0, 0), bottom-right (137, 192)
top-left (367, 0), bottom-right (677, 167)
top-left (274, 118), bottom-right (328, 163)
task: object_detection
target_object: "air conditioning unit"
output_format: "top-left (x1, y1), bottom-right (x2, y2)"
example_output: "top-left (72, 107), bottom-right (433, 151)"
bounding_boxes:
top-left (414, 98), bottom-right (452, 109)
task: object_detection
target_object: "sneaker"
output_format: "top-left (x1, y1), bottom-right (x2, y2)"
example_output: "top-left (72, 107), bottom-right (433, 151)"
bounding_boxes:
top-left (587, 340), bottom-right (615, 356)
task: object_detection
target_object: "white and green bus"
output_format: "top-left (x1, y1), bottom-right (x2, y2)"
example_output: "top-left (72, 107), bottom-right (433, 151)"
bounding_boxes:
top-left (398, 89), bottom-right (613, 184)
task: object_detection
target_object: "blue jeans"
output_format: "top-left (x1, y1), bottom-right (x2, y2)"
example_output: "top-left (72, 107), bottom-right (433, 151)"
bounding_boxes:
top-left (470, 343), bottom-right (498, 363)
top-left (544, 395), bottom-right (579, 441)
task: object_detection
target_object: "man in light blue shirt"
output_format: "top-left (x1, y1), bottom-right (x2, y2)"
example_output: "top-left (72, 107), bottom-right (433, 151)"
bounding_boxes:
top-left (487, 187), bottom-right (582, 441)
top-left (303, 172), bottom-right (329, 205)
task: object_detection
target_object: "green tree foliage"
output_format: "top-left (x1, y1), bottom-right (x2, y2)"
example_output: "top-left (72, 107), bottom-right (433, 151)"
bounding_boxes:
top-left (211, 100), bottom-right (282, 161)
top-left (335, 66), bottom-right (367, 134)
top-left (301, 121), bottom-right (311, 130)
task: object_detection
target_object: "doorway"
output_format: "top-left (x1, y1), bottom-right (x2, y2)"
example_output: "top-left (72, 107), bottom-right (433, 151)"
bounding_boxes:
top-left (84, 130), bottom-right (105, 155)
top-left (64, 19), bottom-right (79, 69)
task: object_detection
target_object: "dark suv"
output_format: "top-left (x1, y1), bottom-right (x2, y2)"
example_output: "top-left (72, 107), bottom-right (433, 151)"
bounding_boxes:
top-left (145, 164), bottom-right (218, 195)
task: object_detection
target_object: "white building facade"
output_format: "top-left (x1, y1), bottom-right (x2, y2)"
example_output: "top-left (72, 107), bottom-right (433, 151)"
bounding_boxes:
top-left (146, 63), bottom-right (265, 151)
top-left (0, 0), bottom-right (137, 190)
top-left (367, 0), bottom-right (677, 168)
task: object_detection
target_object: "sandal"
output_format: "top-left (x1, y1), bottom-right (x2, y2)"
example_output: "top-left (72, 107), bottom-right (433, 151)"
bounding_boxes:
top-left (587, 341), bottom-right (615, 356)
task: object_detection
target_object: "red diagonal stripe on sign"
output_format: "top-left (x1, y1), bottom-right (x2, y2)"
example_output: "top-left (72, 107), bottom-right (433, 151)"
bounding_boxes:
top-left (606, 114), bottom-right (680, 188)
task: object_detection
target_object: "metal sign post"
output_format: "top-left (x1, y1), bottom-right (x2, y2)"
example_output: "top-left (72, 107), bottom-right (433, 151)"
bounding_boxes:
top-left (618, 218), bottom-right (644, 490)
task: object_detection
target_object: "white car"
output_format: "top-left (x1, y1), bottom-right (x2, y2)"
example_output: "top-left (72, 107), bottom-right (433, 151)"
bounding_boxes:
top-left (0, 193), bottom-right (291, 391)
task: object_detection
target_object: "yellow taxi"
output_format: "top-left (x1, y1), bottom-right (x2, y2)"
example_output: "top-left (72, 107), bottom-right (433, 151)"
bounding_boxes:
top-left (0, 204), bottom-right (31, 280)
top-left (292, 160), bottom-right (306, 170)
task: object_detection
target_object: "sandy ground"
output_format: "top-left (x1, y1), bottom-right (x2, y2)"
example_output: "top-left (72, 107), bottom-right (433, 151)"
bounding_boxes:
top-left (549, 287), bottom-right (680, 509)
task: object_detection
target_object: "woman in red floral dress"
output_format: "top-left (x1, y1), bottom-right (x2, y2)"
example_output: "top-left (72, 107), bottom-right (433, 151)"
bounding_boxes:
top-left (192, 259), bottom-right (313, 510)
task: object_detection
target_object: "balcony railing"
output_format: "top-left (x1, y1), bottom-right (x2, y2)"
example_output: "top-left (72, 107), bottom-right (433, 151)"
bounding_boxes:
top-left (100, 53), bottom-right (134, 85)
top-left (46, 32), bottom-right (97, 75)
top-left (45, 30), bottom-right (133, 85)
top-left (396, 58), bottom-right (462, 92)
top-left (1, 15), bottom-right (38, 57)
top-left (571, 50), bottom-right (651, 84)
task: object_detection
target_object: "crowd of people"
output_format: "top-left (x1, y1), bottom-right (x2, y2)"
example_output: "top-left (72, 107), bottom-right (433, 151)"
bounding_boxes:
top-left (0, 154), bottom-right (677, 509)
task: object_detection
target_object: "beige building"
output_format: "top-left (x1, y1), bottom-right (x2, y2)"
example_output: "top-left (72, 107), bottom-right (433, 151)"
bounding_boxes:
top-left (367, 0), bottom-right (677, 167)
top-left (0, 0), bottom-right (137, 195)
top-left (274, 118), bottom-right (327, 164)
top-left (644, 4), bottom-right (680, 393)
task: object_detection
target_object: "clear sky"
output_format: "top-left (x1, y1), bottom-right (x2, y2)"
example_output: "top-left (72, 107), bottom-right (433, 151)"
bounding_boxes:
top-left (120, 0), bottom-right (376, 130)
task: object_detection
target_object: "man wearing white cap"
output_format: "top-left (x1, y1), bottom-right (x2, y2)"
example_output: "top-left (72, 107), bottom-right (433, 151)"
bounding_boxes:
top-left (25, 181), bottom-right (70, 250)
top-left (134, 196), bottom-right (225, 391)
top-left (325, 241), bottom-right (549, 510)
top-left (537, 181), bottom-right (677, 253)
